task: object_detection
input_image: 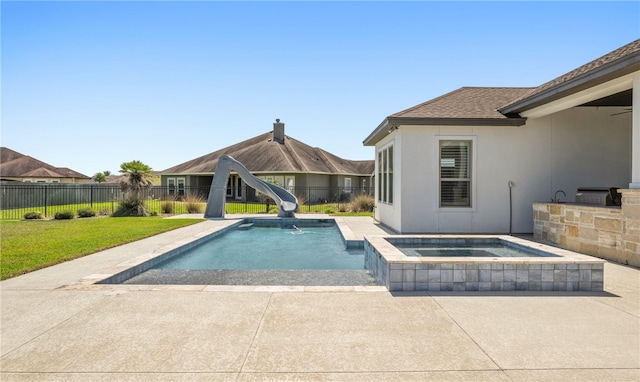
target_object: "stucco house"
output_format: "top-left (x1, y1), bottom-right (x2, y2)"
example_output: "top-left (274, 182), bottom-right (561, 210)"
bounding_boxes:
top-left (363, 39), bottom-right (640, 264)
top-left (0, 147), bottom-right (90, 183)
top-left (161, 120), bottom-right (374, 203)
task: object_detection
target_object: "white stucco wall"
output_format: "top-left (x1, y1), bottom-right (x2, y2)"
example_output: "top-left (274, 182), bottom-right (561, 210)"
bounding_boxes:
top-left (375, 106), bottom-right (631, 234)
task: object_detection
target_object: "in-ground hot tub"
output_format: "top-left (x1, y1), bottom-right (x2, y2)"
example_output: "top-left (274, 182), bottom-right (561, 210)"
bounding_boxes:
top-left (364, 235), bottom-right (605, 292)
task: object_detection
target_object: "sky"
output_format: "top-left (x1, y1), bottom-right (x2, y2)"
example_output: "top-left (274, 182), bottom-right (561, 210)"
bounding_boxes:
top-left (2, 1), bottom-right (639, 178)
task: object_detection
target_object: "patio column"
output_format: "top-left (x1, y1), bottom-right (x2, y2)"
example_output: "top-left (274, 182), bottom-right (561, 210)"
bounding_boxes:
top-left (631, 74), bottom-right (640, 188)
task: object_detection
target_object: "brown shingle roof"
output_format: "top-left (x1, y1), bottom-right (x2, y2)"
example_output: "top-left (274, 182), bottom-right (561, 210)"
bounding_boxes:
top-left (391, 87), bottom-right (534, 119)
top-left (22, 167), bottom-right (64, 178)
top-left (363, 87), bottom-right (532, 146)
top-left (500, 38), bottom-right (640, 113)
top-left (162, 131), bottom-right (374, 176)
top-left (0, 147), bottom-right (89, 179)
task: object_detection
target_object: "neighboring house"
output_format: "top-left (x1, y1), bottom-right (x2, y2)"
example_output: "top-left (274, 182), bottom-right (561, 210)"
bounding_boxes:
top-left (0, 147), bottom-right (90, 183)
top-left (161, 120), bottom-right (375, 203)
top-left (364, 39), bottom-right (640, 235)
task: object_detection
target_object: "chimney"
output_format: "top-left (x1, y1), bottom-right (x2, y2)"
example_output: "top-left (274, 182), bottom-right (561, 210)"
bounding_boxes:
top-left (273, 119), bottom-right (285, 144)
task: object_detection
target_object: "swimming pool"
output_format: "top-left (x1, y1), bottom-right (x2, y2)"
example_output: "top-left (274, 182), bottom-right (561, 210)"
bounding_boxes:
top-left (98, 218), bottom-right (375, 286)
top-left (364, 235), bottom-right (605, 292)
top-left (153, 223), bottom-right (363, 270)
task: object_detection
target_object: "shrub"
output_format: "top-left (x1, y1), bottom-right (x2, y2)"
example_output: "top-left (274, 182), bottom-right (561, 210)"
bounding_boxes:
top-left (184, 194), bottom-right (205, 214)
top-left (54, 210), bottom-right (75, 220)
top-left (23, 211), bottom-right (43, 220)
top-left (160, 197), bottom-right (175, 214)
top-left (350, 193), bottom-right (375, 213)
top-left (77, 208), bottom-right (96, 218)
top-left (295, 194), bottom-right (307, 206)
top-left (338, 204), bottom-right (349, 213)
top-left (99, 208), bottom-right (110, 216)
top-left (324, 207), bottom-right (335, 214)
top-left (112, 199), bottom-right (149, 217)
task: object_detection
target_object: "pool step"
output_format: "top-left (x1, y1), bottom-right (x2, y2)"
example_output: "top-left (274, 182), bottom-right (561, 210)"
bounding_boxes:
top-left (238, 223), bottom-right (254, 230)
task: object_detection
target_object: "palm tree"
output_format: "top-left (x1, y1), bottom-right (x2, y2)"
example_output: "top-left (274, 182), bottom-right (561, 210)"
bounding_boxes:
top-left (113, 160), bottom-right (154, 216)
top-left (119, 160), bottom-right (154, 199)
top-left (92, 172), bottom-right (106, 183)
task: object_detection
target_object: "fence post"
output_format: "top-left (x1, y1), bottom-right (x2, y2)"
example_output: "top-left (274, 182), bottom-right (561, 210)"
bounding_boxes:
top-left (44, 185), bottom-right (48, 217)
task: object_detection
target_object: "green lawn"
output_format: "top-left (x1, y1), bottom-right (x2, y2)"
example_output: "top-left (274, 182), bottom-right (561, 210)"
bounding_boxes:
top-left (0, 217), bottom-right (203, 280)
top-left (1, 201), bottom-right (369, 219)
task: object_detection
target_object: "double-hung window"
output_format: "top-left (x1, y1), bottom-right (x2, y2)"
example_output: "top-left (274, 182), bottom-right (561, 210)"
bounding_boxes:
top-left (377, 144), bottom-right (393, 204)
top-left (440, 140), bottom-right (471, 207)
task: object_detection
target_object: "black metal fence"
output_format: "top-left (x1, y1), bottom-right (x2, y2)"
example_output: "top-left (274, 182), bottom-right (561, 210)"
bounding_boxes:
top-left (0, 183), bottom-right (373, 220)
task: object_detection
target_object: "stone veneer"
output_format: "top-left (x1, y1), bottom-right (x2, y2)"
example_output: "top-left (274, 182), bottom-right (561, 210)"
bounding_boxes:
top-left (364, 235), bottom-right (604, 292)
top-left (533, 189), bottom-right (640, 268)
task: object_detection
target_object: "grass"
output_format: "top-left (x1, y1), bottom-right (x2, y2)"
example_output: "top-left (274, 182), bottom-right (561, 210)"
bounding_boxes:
top-left (0, 217), bottom-right (203, 280)
top-left (1, 201), bottom-right (373, 220)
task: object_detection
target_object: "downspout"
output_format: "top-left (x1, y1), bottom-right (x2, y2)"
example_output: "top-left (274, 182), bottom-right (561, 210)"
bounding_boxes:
top-left (508, 181), bottom-right (516, 235)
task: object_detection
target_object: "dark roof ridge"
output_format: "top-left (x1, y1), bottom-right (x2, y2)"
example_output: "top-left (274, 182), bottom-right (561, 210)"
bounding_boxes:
top-left (281, 136), bottom-right (310, 172)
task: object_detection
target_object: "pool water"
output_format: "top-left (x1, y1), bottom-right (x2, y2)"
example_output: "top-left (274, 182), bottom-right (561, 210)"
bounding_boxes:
top-left (153, 224), bottom-right (364, 270)
top-left (395, 242), bottom-right (548, 257)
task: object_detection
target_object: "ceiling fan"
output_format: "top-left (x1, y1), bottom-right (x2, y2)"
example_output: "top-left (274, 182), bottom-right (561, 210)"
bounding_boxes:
top-left (610, 108), bottom-right (632, 116)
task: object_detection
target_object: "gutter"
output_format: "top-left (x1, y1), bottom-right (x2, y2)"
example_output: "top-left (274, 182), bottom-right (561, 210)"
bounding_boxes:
top-left (363, 116), bottom-right (526, 146)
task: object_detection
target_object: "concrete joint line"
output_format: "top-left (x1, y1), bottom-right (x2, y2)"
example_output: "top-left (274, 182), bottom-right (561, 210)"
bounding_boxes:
top-left (428, 295), bottom-right (504, 372)
top-left (239, 293), bottom-right (274, 373)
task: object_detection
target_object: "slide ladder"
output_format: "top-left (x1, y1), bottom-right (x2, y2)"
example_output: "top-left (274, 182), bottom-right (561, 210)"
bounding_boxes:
top-left (204, 155), bottom-right (298, 218)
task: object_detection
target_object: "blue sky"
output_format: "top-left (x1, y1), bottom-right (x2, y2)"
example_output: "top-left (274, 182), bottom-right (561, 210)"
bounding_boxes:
top-left (2, 1), bottom-right (639, 177)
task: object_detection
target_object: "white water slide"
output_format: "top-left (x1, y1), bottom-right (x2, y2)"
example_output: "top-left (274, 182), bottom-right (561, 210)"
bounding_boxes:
top-left (204, 155), bottom-right (298, 218)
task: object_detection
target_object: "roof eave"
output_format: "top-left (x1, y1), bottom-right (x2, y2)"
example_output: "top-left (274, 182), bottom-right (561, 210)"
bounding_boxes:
top-left (499, 51), bottom-right (640, 115)
top-left (363, 116), bottom-right (526, 146)
top-left (363, 118), bottom-right (391, 147)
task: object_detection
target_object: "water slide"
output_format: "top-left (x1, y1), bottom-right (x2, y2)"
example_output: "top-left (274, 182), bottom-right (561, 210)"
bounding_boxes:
top-left (204, 155), bottom-right (298, 218)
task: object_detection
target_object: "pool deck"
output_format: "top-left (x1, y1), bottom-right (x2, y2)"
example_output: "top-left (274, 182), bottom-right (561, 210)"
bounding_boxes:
top-left (1, 215), bottom-right (638, 381)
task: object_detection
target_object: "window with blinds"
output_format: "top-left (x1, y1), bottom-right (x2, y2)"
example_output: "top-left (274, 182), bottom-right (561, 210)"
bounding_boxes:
top-left (377, 144), bottom-right (394, 204)
top-left (440, 140), bottom-right (471, 207)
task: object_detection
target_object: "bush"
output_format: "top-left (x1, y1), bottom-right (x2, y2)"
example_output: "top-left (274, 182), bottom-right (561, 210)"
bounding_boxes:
top-left (77, 208), bottom-right (96, 218)
top-left (160, 198), bottom-right (175, 214)
top-left (350, 193), bottom-right (375, 213)
top-left (99, 208), bottom-right (110, 216)
top-left (295, 194), bottom-right (307, 206)
top-left (112, 199), bottom-right (149, 217)
top-left (23, 211), bottom-right (43, 220)
top-left (54, 210), bottom-right (75, 220)
top-left (184, 194), bottom-right (205, 214)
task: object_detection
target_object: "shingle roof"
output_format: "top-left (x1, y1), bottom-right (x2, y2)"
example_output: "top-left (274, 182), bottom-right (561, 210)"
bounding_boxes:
top-left (0, 147), bottom-right (89, 179)
top-left (391, 87), bottom-right (534, 119)
top-left (162, 131), bottom-right (374, 176)
top-left (363, 87), bottom-right (532, 146)
top-left (500, 38), bottom-right (640, 113)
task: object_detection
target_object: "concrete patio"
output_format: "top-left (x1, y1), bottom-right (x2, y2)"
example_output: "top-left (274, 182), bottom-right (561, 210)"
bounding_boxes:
top-left (1, 216), bottom-right (638, 381)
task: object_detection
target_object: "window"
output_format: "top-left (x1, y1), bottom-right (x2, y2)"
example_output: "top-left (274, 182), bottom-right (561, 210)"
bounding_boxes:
top-left (440, 140), bottom-right (471, 207)
top-left (168, 178), bottom-right (176, 195)
top-left (177, 178), bottom-right (185, 197)
top-left (236, 177), bottom-right (242, 198)
top-left (285, 177), bottom-right (295, 192)
top-left (344, 178), bottom-right (352, 193)
top-left (378, 151), bottom-right (383, 202)
top-left (377, 144), bottom-right (393, 204)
